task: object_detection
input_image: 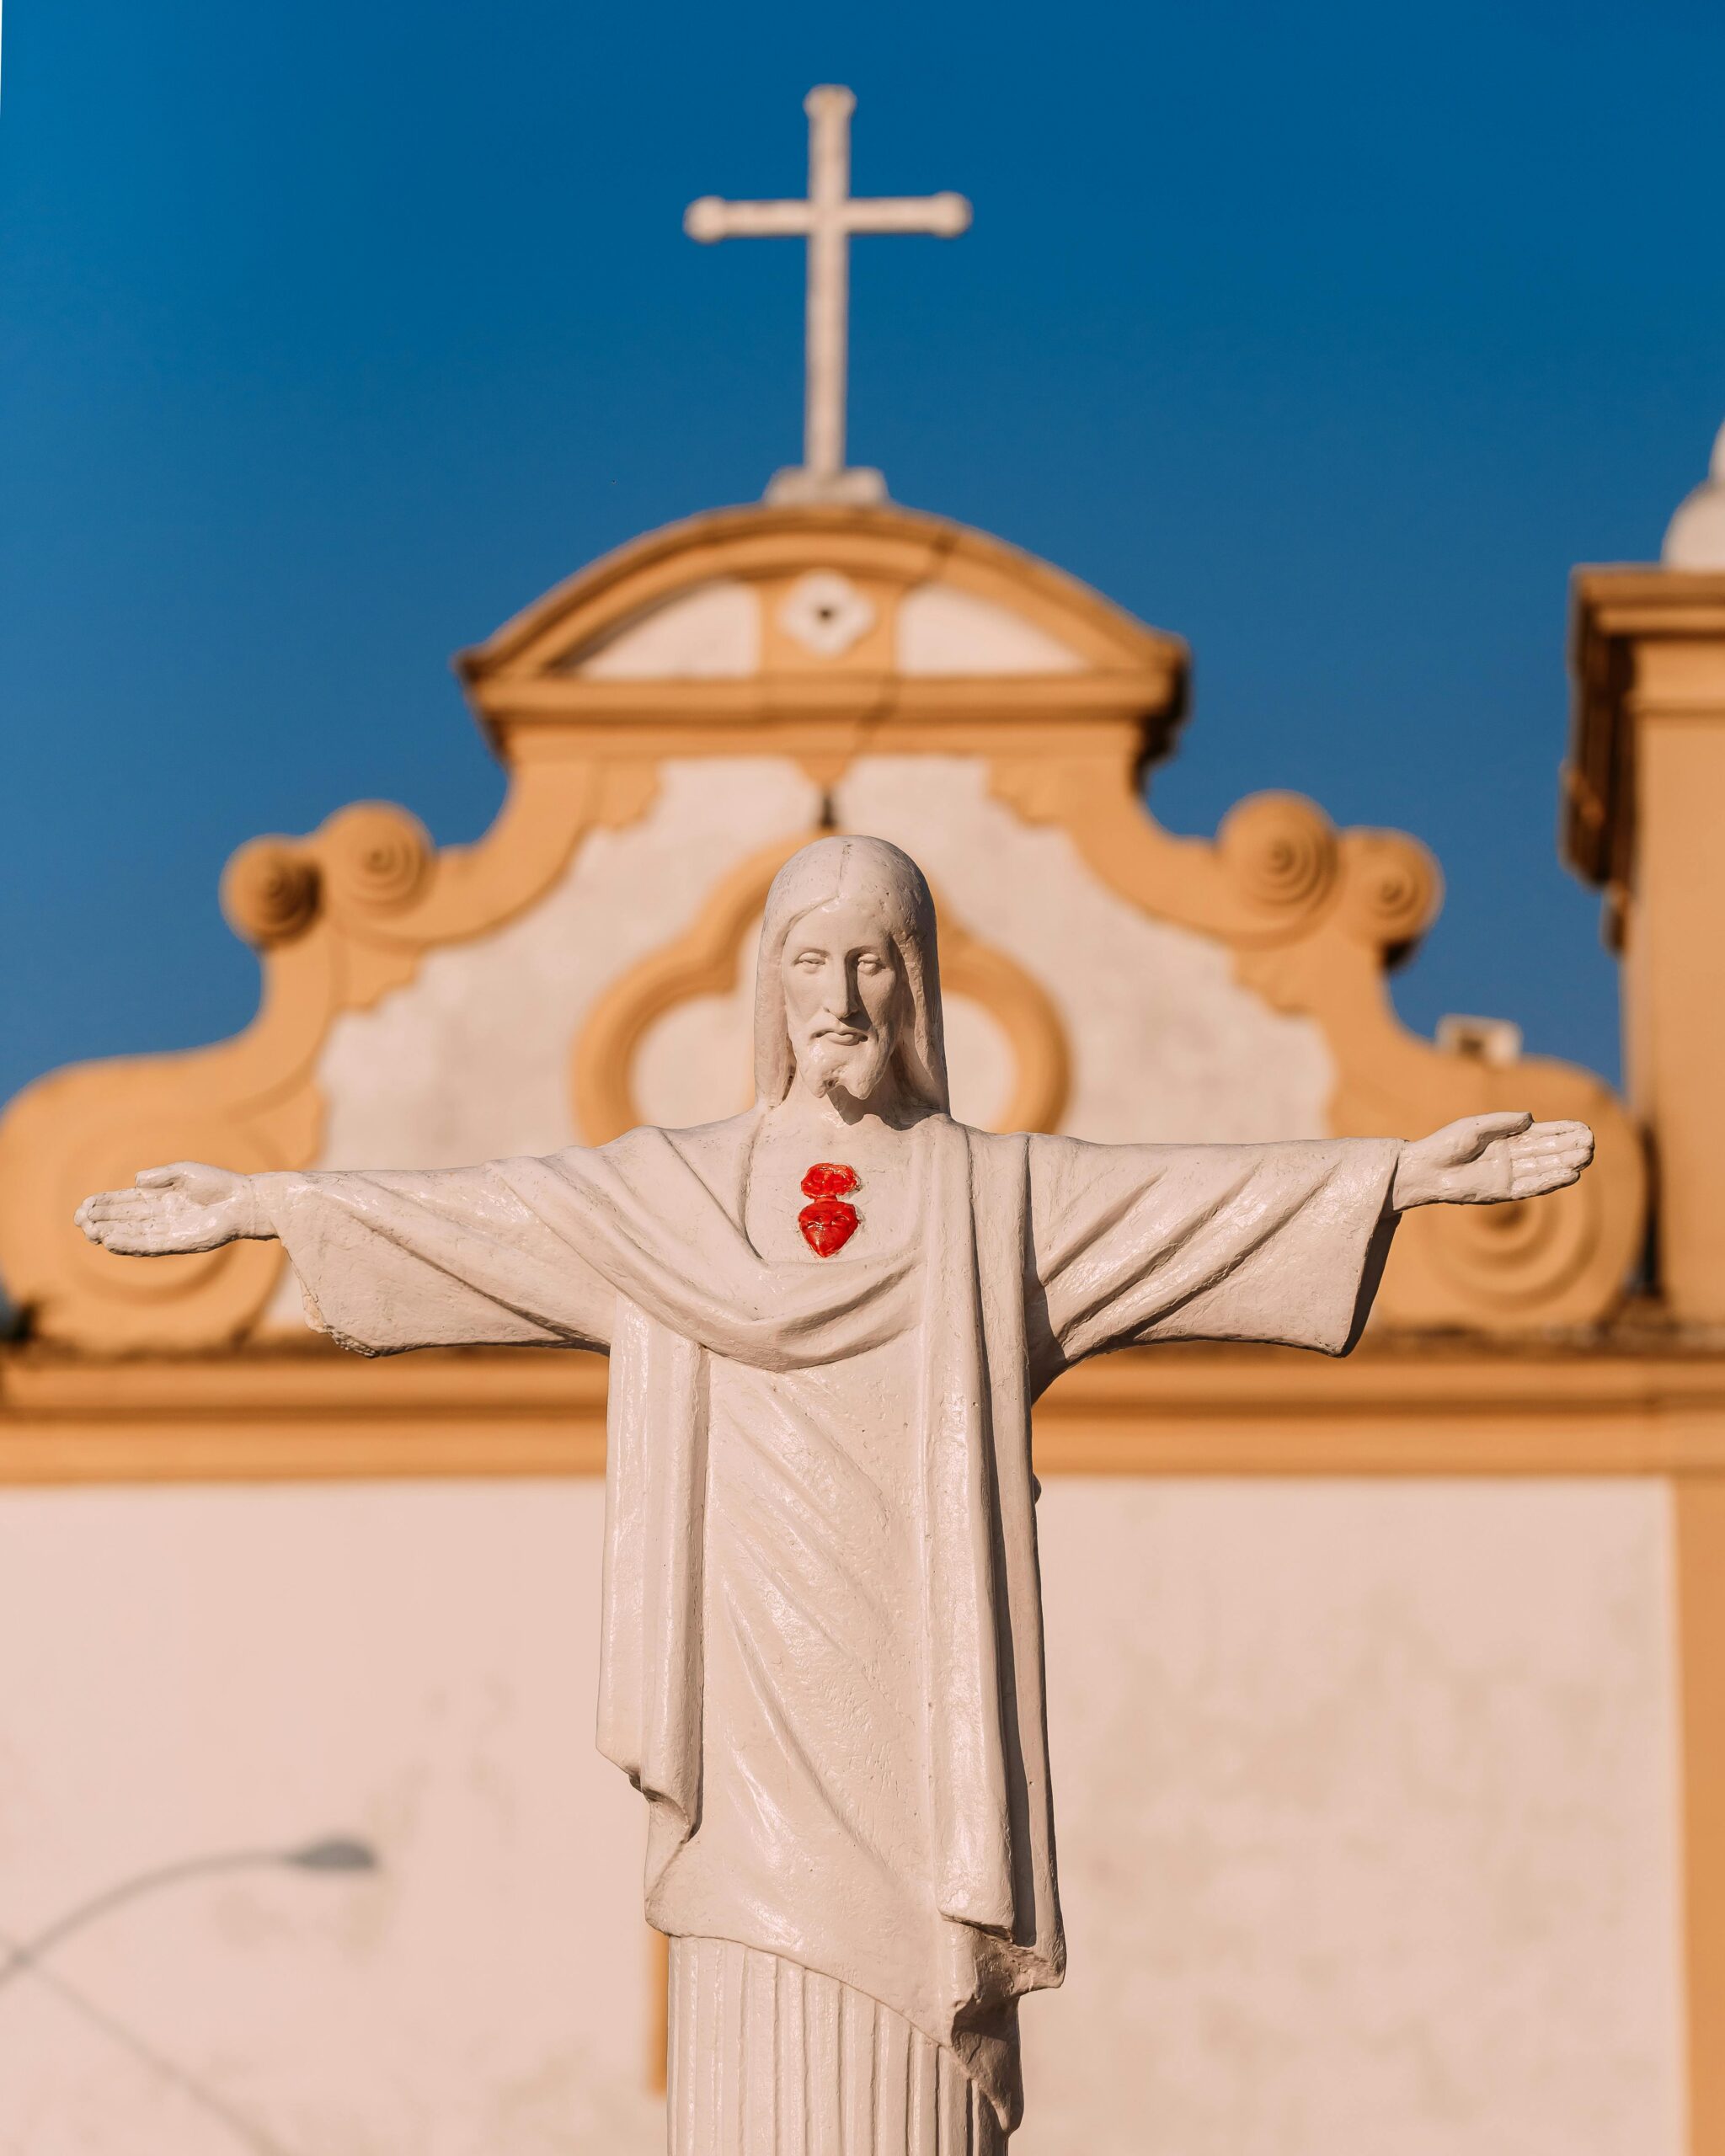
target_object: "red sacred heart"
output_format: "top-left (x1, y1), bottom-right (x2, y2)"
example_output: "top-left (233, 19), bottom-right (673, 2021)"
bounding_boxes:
top-left (798, 1163), bottom-right (860, 1257)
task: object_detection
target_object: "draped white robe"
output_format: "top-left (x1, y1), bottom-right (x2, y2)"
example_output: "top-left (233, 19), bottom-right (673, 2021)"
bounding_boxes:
top-left (256, 1113), bottom-right (1400, 2130)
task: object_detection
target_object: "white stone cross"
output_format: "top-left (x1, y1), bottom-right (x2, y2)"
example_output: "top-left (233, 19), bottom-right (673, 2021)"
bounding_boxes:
top-left (685, 86), bottom-right (971, 506)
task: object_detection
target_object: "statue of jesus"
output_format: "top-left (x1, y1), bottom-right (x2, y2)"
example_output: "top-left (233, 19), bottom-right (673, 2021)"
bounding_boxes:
top-left (77, 836), bottom-right (1593, 2155)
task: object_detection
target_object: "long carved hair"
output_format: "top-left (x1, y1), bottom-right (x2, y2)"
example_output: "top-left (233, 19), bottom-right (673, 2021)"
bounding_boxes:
top-left (752, 835), bottom-right (950, 1113)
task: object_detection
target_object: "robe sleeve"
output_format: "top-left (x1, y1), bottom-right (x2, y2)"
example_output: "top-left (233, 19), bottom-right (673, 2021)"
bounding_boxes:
top-left (253, 1161), bottom-right (615, 1356)
top-left (1027, 1134), bottom-right (1401, 1380)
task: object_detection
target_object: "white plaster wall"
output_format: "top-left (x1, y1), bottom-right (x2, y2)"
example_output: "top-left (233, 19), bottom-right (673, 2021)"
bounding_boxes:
top-left (572, 580), bottom-right (759, 680)
top-left (895, 585), bottom-right (1086, 675)
top-left (564, 573), bottom-right (1089, 681)
top-left (1023, 1479), bottom-right (1685, 2156)
top-left (0, 1481), bottom-right (660, 2156)
top-left (0, 1476), bottom-right (1682, 2156)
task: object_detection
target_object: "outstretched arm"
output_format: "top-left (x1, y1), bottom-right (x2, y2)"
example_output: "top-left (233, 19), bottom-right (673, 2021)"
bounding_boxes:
top-left (77, 1157), bottom-right (614, 1356)
top-left (1390, 1112), bottom-right (1593, 1211)
top-left (77, 1163), bottom-right (268, 1255)
top-left (1028, 1110), bottom-right (1596, 1378)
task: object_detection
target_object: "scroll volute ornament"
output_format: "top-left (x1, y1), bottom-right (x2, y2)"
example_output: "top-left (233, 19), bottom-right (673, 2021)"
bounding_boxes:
top-left (1336, 829), bottom-right (1444, 960)
top-left (1215, 792), bottom-right (1441, 958)
top-left (220, 804), bottom-right (432, 950)
top-left (221, 841), bottom-right (321, 947)
top-left (1217, 792), bottom-right (1338, 922)
top-left (320, 803), bottom-right (432, 919)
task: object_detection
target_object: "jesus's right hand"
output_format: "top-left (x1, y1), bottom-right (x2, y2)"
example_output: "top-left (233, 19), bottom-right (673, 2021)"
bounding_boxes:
top-left (75, 1162), bottom-right (273, 1257)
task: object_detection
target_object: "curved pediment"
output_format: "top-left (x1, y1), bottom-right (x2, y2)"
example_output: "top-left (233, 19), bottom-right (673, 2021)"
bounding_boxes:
top-left (454, 503), bottom-right (1188, 775)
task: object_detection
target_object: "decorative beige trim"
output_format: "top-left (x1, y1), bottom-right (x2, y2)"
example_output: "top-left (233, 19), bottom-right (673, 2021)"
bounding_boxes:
top-left (2, 1337), bottom-right (1722, 1484)
top-left (464, 506), bottom-right (1182, 678)
top-left (1, 501), bottom-right (1645, 1348)
top-left (571, 834), bottom-right (1070, 1145)
top-left (0, 761), bottom-right (658, 1352)
top-left (991, 758), bottom-right (1645, 1332)
top-left (991, 763), bottom-right (1444, 958)
top-left (454, 503), bottom-right (1188, 780)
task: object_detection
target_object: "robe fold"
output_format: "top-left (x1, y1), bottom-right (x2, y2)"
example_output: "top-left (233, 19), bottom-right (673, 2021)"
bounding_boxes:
top-left (256, 1113), bottom-right (1399, 2130)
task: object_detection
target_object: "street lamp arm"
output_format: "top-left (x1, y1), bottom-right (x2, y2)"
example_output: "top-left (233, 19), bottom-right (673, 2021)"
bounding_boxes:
top-left (0, 1837), bottom-right (377, 1995)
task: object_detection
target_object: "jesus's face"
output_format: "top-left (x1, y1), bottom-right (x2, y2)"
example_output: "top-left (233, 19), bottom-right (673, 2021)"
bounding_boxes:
top-left (781, 896), bottom-right (904, 1107)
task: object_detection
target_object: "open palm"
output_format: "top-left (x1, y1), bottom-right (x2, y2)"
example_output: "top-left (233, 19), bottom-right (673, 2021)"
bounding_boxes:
top-left (1393, 1113), bottom-right (1594, 1210)
top-left (75, 1163), bottom-right (259, 1256)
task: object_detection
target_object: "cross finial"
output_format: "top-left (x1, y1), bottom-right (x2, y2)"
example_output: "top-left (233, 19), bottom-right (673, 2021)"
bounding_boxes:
top-left (686, 87), bottom-right (972, 506)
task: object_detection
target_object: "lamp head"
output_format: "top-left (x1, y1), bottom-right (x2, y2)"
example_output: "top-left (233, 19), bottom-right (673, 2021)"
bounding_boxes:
top-left (284, 1836), bottom-right (379, 1874)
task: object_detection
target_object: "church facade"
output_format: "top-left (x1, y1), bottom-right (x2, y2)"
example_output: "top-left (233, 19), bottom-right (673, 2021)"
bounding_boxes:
top-left (0, 491), bottom-right (1717, 2155)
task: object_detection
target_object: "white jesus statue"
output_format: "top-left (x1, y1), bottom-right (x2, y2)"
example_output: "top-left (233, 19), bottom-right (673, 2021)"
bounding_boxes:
top-left (78, 836), bottom-right (1593, 2155)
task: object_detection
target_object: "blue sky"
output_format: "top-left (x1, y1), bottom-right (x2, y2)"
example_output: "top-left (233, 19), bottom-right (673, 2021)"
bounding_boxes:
top-left (3, 0), bottom-right (1722, 1108)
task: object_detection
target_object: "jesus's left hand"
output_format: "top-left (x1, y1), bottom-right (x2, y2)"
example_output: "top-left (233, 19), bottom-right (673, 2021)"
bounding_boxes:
top-left (1391, 1112), bottom-right (1594, 1211)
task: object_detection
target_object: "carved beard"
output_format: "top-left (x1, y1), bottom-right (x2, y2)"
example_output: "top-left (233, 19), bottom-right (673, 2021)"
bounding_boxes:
top-left (799, 1027), bottom-right (895, 1104)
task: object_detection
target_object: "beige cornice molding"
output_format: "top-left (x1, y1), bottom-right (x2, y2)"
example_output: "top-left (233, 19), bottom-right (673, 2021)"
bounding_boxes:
top-left (453, 502), bottom-right (1188, 778)
top-left (3, 1337), bottom-right (1722, 1485)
